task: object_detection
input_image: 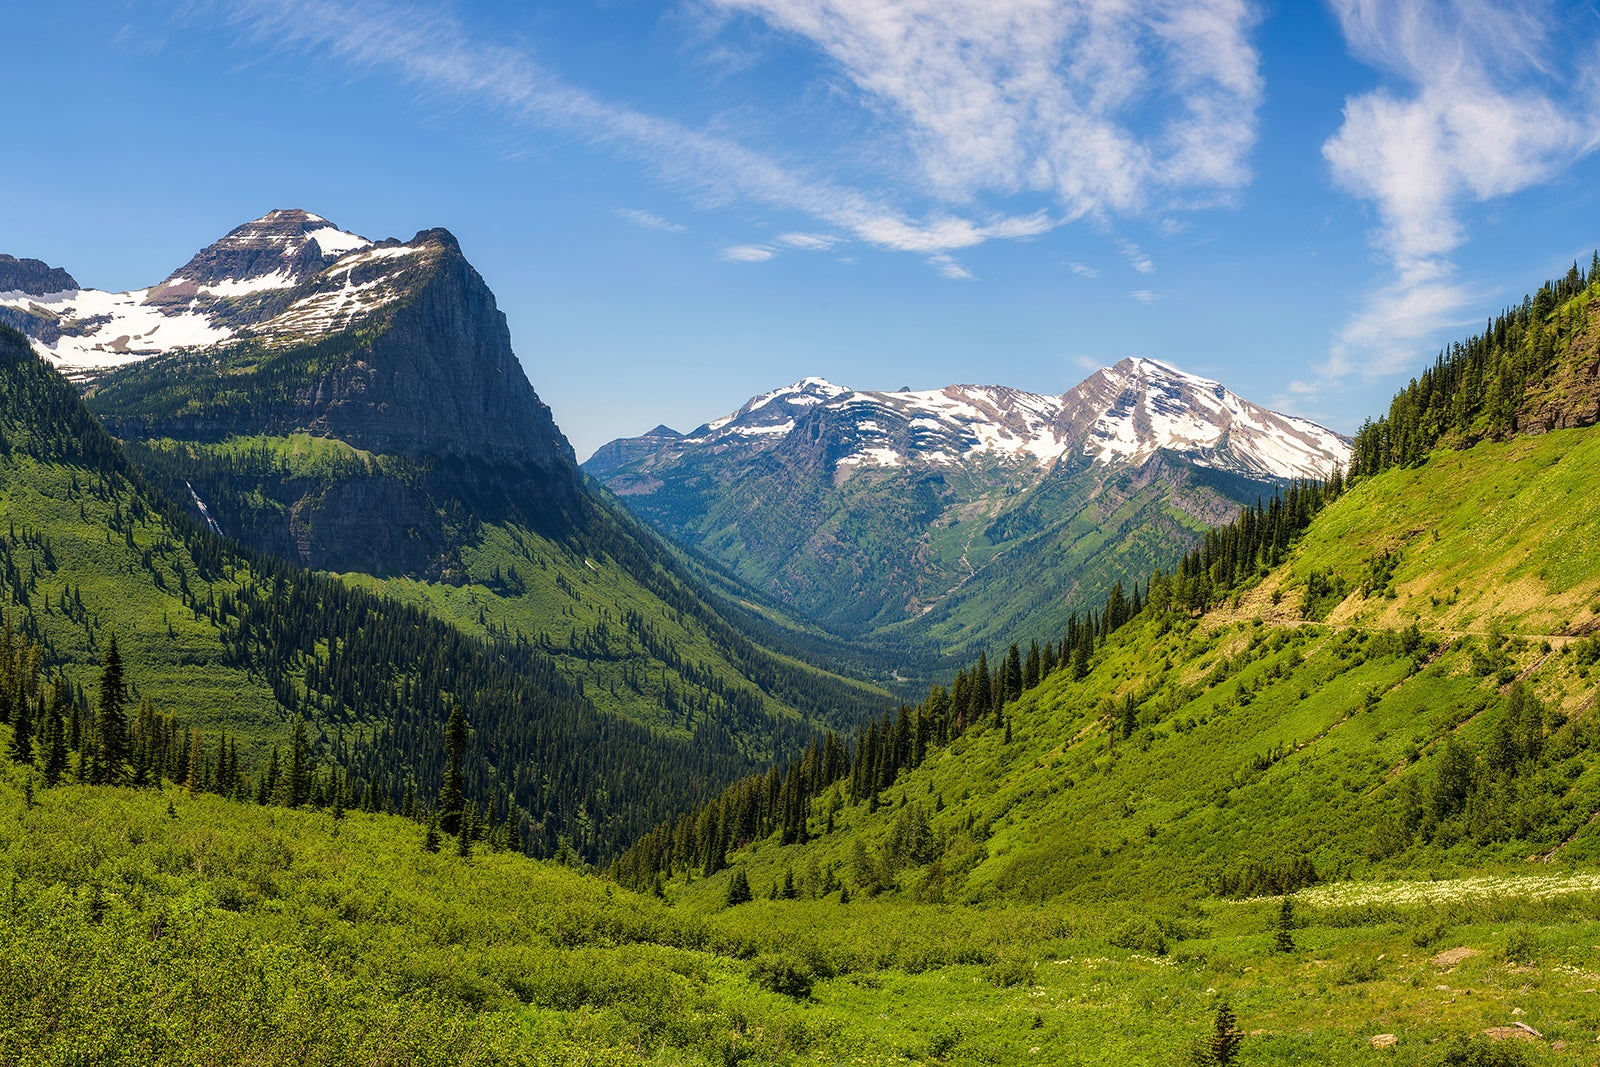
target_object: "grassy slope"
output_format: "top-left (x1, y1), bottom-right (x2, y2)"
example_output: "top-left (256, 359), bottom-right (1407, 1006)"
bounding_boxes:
top-left (0, 445), bottom-right (282, 758)
top-left (7, 436), bottom-right (1600, 1063)
top-left (134, 434), bottom-right (889, 746)
top-left (695, 428), bottom-right (1600, 905)
top-left (8, 749), bottom-right (1600, 1065)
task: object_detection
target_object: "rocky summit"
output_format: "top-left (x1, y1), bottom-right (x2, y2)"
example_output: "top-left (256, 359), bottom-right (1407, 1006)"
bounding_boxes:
top-left (589, 358), bottom-right (1348, 487)
top-left (7, 210), bottom-right (582, 576)
top-left (585, 361), bottom-right (1350, 649)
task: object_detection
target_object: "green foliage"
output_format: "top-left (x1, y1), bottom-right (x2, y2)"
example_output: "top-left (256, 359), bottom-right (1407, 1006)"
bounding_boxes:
top-left (1431, 1036), bottom-right (1530, 1067)
top-left (1351, 259), bottom-right (1600, 478)
top-left (1273, 896), bottom-right (1296, 953)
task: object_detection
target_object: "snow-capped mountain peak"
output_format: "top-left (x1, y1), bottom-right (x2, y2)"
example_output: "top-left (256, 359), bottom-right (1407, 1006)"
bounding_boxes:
top-left (0, 210), bottom-right (450, 377)
top-left (590, 359), bottom-right (1351, 484)
top-left (1068, 357), bottom-right (1350, 479)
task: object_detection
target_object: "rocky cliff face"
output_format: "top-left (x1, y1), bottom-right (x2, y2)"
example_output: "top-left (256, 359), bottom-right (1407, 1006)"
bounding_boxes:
top-left (49, 210), bottom-right (583, 577)
top-left (0, 255), bottom-right (77, 296)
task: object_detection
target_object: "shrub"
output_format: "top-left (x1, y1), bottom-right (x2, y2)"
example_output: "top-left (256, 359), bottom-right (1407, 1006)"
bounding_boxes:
top-left (748, 954), bottom-right (814, 1000)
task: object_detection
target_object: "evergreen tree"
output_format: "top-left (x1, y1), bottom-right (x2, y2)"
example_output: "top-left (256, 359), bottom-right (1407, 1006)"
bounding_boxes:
top-left (282, 714), bottom-right (312, 807)
top-left (423, 814), bottom-right (441, 853)
top-left (439, 704), bottom-right (467, 836)
top-left (1273, 896), bottom-right (1296, 953)
top-left (7, 691), bottom-right (32, 765)
top-left (95, 633), bottom-right (129, 784)
top-left (1193, 1002), bottom-right (1242, 1066)
top-left (725, 867), bottom-right (752, 906)
top-left (1003, 644), bottom-right (1023, 706)
top-left (41, 699), bottom-right (67, 786)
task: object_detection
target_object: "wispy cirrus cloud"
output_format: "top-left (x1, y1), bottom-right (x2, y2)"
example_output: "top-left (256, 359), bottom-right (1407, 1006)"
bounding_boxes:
top-left (615, 208), bottom-right (687, 233)
top-left (190, 0), bottom-right (1063, 276)
top-left (721, 244), bottom-right (776, 262)
top-left (776, 232), bottom-right (838, 251)
top-left (703, 0), bottom-right (1263, 221)
top-left (1303, 0), bottom-right (1600, 393)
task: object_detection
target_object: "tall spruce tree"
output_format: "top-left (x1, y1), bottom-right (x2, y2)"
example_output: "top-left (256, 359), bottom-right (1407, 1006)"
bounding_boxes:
top-left (96, 633), bottom-right (129, 784)
top-left (7, 692), bottom-right (33, 765)
top-left (439, 704), bottom-right (467, 836)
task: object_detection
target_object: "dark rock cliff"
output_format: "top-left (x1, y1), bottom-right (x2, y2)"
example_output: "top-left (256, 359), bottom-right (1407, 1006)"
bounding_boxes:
top-left (90, 223), bottom-right (584, 577)
top-left (0, 255), bottom-right (78, 296)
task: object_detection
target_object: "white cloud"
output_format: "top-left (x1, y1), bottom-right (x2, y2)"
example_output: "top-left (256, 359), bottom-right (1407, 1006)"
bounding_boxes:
top-left (926, 253), bottom-right (976, 280)
top-left (200, 0), bottom-right (1073, 263)
top-left (1128, 289), bottom-right (1160, 303)
top-left (776, 232), bottom-right (838, 251)
top-left (721, 244), bottom-right (776, 262)
top-left (1071, 353), bottom-right (1103, 372)
top-left (1118, 240), bottom-right (1156, 275)
top-left (615, 208), bottom-right (686, 233)
top-left (705, 0), bottom-right (1263, 220)
top-left (1069, 262), bottom-right (1100, 278)
top-left (1315, 0), bottom-right (1600, 386)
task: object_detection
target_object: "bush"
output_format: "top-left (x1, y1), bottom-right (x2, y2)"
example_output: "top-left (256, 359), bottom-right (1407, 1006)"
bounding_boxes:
top-left (748, 954), bottom-right (814, 1000)
top-left (1431, 1036), bottom-right (1529, 1067)
top-left (1109, 916), bottom-right (1168, 956)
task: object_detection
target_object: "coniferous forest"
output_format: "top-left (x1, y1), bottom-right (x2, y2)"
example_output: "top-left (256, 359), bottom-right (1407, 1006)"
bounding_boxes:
top-left (3, 238), bottom-right (1600, 1066)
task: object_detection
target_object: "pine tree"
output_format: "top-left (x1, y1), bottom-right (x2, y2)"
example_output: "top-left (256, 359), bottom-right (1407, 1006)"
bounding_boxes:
top-left (423, 814), bottom-right (441, 853)
top-left (439, 704), bottom-right (467, 836)
top-left (282, 714), bottom-right (312, 807)
top-left (96, 633), bottom-right (129, 784)
top-left (7, 691), bottom-right (33, 765)
top-left (1273, 896), bottom-right (1296, 953)
top-left (41, 699), bottom-right (67, 786)
top-left (1195, 1002), bottom-right (1242, 1067)
top-left (725, 867), bottom-right (752, 906)
top-left (1003, 644), bottom-right (1023, 706)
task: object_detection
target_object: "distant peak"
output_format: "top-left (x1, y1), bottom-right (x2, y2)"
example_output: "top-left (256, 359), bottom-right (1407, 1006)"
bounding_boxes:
top-left (644, 424), bottom-right (682, 438)
top-left (410, 227), bottom-right (461, 254)
top-left (158, 209), bottom-right (373, 291)
top-left (791, 376), bottom-right (849, 393)
top-left (0, 254), bottom-right (78, 296)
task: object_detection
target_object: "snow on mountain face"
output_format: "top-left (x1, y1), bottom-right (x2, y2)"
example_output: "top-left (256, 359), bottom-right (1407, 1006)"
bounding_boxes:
top-left (0, 209), bottom-right (423, 376)
top-left (598, 358), bottom-right (1351, 483)
top-left (1066, 358), bottom-right (1350, 480)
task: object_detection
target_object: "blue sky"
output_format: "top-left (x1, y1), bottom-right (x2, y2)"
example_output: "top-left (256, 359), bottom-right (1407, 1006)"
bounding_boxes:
top-left (7, 1), bottom-right (1600, 460)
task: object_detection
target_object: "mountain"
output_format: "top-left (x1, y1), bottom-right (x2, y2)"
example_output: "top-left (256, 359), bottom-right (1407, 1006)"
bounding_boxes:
top-left (1, 212), bottom-right (889, 768)
top-left (0, 322), bottom-right (812, 857)
top-left (616, 263), bottom-right (1600, 912)
top-left (585, 359), bottom-right (1350, 656)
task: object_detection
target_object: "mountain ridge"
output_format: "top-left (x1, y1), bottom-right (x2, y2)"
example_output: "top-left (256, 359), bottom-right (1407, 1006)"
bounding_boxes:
top-left (584, 360), bottom-right (1350, 655)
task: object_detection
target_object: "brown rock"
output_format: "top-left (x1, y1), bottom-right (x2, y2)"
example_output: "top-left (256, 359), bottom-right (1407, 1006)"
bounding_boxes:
top-left (1370, 1034), bottom-right (1398, 1048)
top-left (1431, 947), bottom-right (1482, 968)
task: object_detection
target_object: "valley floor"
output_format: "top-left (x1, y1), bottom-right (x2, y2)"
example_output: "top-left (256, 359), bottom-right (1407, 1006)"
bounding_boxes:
top-left (3, 770), bottom-right (1599, 1066)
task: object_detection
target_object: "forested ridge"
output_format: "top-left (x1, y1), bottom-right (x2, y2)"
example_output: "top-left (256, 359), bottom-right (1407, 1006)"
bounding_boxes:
top-left (0, 324), bottom-right (850, 860)
top-left (612, 476), bottom-right (1344, 889)
top-left (1351, 255), bottom-right (1600, 476)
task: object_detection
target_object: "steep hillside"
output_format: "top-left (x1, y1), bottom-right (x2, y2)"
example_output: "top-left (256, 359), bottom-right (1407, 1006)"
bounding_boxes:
top-left (621, 417), bottom-right (1600, 910)
top-left (0, 211), bottom-right (888, 739)
top-left (13, 747), bottom-right (1600, 1066)
top-left (586, 360), bottom-right (1349, 656)
top-left (0, 324), bottom-right (841, 858)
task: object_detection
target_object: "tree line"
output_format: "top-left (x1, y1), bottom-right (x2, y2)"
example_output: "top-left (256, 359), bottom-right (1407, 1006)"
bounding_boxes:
top-left (1350, 254), bottom-right (1599, 477)
top-left (610, 476), bottom-right (1338, 890)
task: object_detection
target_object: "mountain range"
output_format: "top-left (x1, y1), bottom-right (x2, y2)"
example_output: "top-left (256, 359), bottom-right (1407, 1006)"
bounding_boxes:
top-left (587, 360), bottom-right (1350, 654)
top-left (5, 208), bottom-right (1600, 1063)
top-left (0, 210), bottom-right (894, 855)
